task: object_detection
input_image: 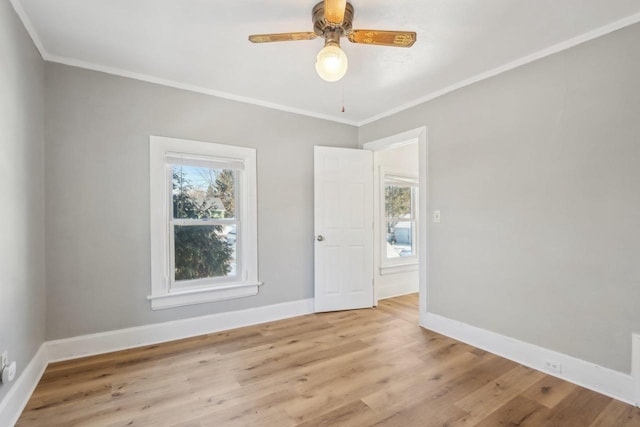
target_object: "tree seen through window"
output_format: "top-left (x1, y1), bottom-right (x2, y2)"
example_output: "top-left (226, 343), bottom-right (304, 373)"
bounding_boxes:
top-left (172, 166), bottom-right (236, 282)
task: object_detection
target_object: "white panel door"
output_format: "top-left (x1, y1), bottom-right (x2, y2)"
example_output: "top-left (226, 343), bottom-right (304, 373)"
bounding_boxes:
top-left (314, 146), bottom-right (373, 312)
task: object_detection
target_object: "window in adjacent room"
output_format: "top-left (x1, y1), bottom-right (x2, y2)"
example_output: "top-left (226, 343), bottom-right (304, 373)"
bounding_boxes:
top-left (383, 174), bottom-right (418, 267)
top-left (149, 136), bottom-right (260, 309)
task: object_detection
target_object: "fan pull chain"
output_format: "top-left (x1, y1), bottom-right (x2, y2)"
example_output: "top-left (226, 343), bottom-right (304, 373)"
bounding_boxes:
top-left (341, 85), bottom-right (345, 113)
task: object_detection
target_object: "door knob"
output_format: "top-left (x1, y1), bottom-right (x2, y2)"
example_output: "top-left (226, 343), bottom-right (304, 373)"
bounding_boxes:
top-left (316, 235), bottom-right (325, 242)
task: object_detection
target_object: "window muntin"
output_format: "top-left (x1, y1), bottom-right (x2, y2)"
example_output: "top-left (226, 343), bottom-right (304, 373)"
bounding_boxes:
top-left (384, 175), bottom-right (418, 263)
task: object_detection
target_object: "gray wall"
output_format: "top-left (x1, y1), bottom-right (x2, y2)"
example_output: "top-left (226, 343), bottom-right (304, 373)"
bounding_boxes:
top-left (44, 63), bottom-right (358, 340)
top-left (0, 1), bottom-right (45, 402)
top-left (359, 23), bottom-right (640, 373)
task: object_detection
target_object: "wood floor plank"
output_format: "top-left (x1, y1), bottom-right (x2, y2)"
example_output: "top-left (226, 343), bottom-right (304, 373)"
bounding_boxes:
top-left (372, 400), bottom-right (468, 427)
top-left (293, 400), bottom-right (382, 427)
top-left (284, 341), bottom-right (426, 423)
top-left (361, 350), bottom-right (481, 414)
top-left (17, 294), bottom-right (636, 427)
top-left (541, 386), bottom-right (614, 427)
top-left (473, 395), bottom-right (551, 426)
top-left (589, 399), bottom-right (640, 427)
top-left (453, 365), bottom-right (546, 424)
top-left (521, 374), bottom-right (578, 409)
top-left (376, 294), bottom-right (420, 324)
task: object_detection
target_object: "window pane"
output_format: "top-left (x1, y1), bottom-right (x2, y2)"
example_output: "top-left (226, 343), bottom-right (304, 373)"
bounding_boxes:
top-left (386, 221), bottom-right (415, 258)
top-left (172, 165), bottom-right (235, 219)
top-left (385, 185), bottom-right (412, 218)
top-left (174, 225), bottom-right (236, 282)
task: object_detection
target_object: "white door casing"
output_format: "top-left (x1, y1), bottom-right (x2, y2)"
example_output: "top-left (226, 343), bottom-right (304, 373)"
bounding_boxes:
top-left (363, 126), bottom-right (429, 325)
top-left (314, 146), bottom-right (374, 312)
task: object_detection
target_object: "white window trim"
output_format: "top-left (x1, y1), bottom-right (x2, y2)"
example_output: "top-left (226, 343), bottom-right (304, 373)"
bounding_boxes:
top-left (381, 168), bottom-right (419, 271)
top-left (149, 135), bottom-right (261, 310)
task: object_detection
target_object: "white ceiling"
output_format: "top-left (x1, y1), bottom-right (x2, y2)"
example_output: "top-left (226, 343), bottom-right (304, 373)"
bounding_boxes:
top-left (13, 0), bottom-right (640, 125)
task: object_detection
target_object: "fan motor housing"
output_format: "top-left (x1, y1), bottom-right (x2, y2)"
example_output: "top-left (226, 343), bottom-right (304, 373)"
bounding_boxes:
top-left (312, 1), bottom-right (354, 38)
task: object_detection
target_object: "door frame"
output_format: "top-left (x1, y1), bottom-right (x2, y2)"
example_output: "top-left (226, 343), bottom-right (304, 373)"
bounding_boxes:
top-left (362, 127), bottom-right (429, 325)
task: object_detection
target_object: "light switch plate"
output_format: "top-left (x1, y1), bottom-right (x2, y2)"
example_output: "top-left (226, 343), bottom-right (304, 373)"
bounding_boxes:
top-left (433, 210), bottom-right (441, 223)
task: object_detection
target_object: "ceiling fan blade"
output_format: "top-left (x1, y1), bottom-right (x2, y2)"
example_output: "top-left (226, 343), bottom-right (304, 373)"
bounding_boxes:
top-left (248, 32), bottom-right (318, 43)
top-left (324, 0), bottom-right (347, 25)
top-left (347, 30), bottom-right (417, 47)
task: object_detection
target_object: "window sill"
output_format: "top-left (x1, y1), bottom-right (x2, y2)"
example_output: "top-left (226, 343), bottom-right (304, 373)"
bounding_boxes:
top-left (380, 263), bottom-right (418, 276)
top-left (148, 281), bottom-right (263, 310)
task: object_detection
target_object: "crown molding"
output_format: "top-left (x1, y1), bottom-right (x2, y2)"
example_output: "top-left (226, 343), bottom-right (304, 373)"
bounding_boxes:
top-left (10, 1), bottom-right (640, 128)
top-left (9, 0), bottom-right (46, 57)
top-left (356, 11), bottom-right (640, 126)
top-left (45, 53), bottom-right (359, 126)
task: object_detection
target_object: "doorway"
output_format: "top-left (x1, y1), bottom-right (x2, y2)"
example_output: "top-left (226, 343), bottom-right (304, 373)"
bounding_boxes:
top-left (363, 127), bottom-right (428, 325)
top-left (371, 141), bottom-right (419, 302)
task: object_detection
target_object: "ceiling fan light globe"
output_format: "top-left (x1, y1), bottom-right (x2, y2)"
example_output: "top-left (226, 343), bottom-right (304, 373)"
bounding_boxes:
top-left (315, 44), bottom-right (348, 82)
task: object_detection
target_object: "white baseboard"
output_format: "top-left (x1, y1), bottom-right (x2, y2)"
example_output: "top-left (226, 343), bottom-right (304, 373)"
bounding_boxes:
top-left (47, 298), bottom-right (315, 362)
top-left (423, 312), bottom-right (637, 406)
top-left (0, 344), bottom-right (48, 427)
top-left (377, 283), bottom-right (419, 300)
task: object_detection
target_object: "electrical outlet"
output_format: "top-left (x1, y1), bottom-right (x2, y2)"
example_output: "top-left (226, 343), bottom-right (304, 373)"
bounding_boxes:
top-left (1, 351), bottom-right (7, 369)
top-left (1, 361), bottom-right (16, 384)
top-left (544, 360), bottom-right (562, 374)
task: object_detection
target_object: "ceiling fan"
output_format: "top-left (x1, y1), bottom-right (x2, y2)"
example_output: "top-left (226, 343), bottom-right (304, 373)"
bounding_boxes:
top-left (248, 0), bottom-right (417, 82)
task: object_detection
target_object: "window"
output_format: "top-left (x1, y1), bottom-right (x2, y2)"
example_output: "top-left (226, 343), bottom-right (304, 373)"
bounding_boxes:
top-left (383, 174), bottom-right (418, 267)
top-left (149, 136), bottom-right (260, 309)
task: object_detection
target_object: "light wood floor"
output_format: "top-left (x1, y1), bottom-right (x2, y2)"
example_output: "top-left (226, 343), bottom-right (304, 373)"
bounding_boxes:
top-left (18, 293), bottom-right (640, 426)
